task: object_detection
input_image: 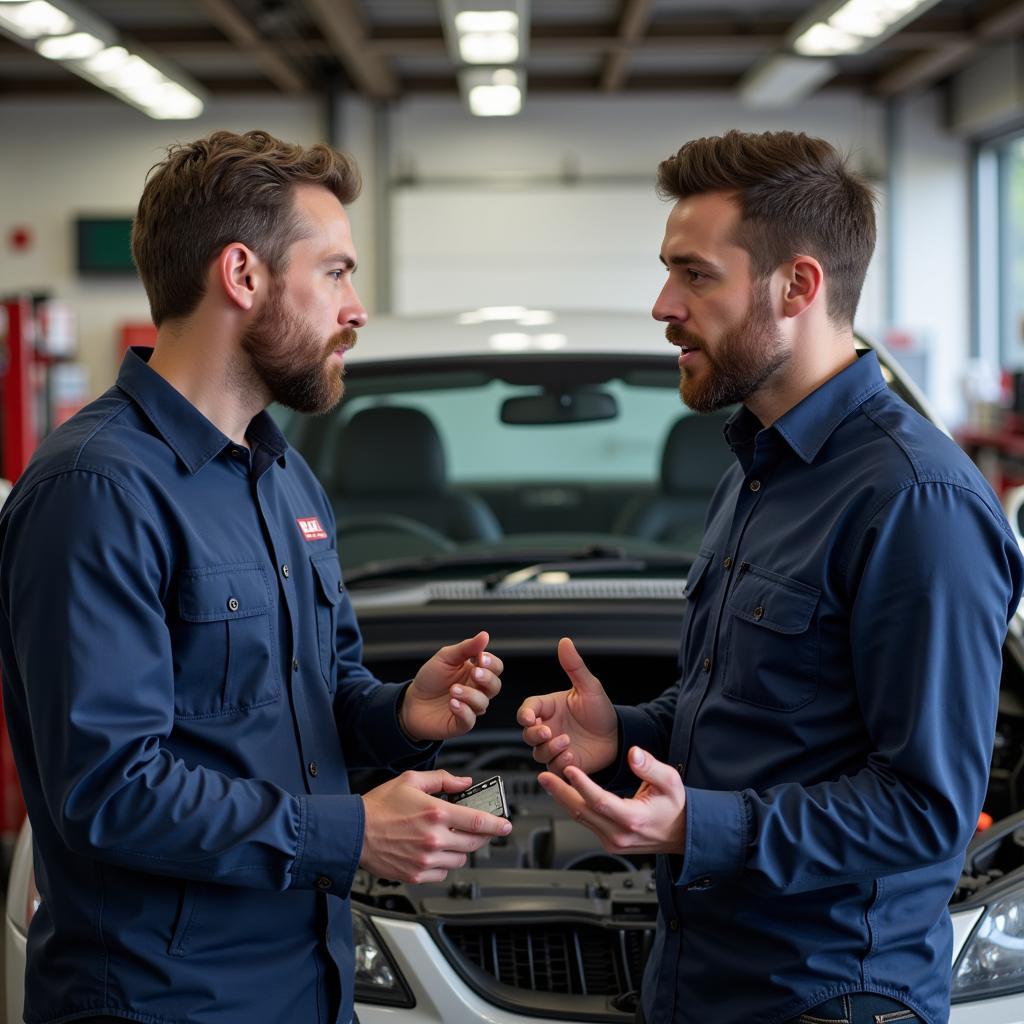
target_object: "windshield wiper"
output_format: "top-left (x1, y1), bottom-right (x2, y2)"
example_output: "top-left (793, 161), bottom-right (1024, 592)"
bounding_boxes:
top-left (342, 544), bottom-right (695, 587)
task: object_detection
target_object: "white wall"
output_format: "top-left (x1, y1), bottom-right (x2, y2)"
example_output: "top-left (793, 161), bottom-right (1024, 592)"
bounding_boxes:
top-left (0, 95), bottom-right (325, 397)
top-left (387, 91), bottom-right (890, 335)
top-left (888, 89), bottom-right (971, 424)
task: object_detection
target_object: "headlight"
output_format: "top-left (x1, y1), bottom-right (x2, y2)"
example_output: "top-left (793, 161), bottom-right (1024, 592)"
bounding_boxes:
top-left (352, 909), bottom-right (415, 1008)
top-left (953, 891), bottom-right (1024, 1001)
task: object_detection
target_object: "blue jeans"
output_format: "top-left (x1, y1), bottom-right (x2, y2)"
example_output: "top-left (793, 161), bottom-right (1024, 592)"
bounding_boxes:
top-left (789, 993), bottom-right (922, 1024)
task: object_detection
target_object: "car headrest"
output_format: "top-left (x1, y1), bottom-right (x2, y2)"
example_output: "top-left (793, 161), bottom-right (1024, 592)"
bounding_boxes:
top-left (661, 412), bottom-right (733, 495)
top-left (334, 406), bottom-right (447, 495)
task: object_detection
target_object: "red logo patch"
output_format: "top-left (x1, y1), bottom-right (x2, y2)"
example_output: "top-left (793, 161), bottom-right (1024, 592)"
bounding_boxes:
top-left (296, 517), bottom-right (328, 541)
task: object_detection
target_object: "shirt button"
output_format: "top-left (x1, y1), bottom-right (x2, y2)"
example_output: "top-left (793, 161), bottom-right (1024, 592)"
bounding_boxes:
top-left (316, 875), bottom-right (332, 891)
top-left (752, 606), bottom-right (764, 620)
top-left (229, 448), bottom-right (242, 458)
top-left (669, 919), bottom-right (679, 932)
top-left (749, 479), bottom-right (761, 493)
top-left (338, 581), bottom-right (344, 593)
top-left (703, 657), bottom-right (712, 672)
top-left (308, 760), bottom-right (319, 777)
top-left (723, 556), bottom-right (732, 570)
top-left (227, 597), bottom-right (239, 612)
top-left (292, 658), bottom-right (299, 673)
top-left (281, 564), bottom-right (290, 579)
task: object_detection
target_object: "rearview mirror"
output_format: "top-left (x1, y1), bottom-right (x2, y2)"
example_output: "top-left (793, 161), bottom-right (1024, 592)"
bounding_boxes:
top-left (500, 388), bottom-right (618, 425)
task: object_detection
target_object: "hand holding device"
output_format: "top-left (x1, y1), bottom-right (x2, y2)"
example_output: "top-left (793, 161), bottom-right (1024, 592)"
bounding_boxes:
top-left (360, 769), bottom-right (512, 884)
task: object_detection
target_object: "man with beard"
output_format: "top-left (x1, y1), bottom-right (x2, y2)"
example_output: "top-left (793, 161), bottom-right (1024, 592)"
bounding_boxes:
top-left (518, 130), bottom-right (1024, 1024)
top-left (0, 130), bottom-right (512, 1024)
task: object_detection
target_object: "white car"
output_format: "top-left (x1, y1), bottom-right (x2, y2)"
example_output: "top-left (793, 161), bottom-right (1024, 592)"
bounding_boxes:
top-left (7, 311), bottom-right (1024, 1023)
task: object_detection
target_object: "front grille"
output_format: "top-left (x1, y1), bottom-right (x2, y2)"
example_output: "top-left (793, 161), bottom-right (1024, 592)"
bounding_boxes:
top-left (443, 921), bottom-right (654, 997)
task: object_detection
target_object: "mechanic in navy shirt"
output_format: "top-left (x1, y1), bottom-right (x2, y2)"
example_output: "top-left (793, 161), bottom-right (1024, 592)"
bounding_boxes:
top-left (0, 130), bottom-right (511, 1024)
top-left (518, 130), bottom-right (1024, 1024)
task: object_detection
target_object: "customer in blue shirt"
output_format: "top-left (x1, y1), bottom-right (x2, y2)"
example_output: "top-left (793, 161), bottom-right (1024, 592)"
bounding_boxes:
top-left (518, 130), bottom-right (1024, 1024)
top-left (0, 130), bottom-right (511, 1024)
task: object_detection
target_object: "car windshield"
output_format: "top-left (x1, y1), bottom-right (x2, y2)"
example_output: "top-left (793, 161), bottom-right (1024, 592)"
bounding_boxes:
top-left (277, 343), bottom-right (923, 580)
top-left (278, 354), bottom-right (730, 576)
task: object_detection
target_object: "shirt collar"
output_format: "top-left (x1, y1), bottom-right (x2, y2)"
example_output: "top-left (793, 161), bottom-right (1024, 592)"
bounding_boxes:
top-left (725, 348), bottom-right (887, 465)
top-left (115, 347), bottom-right (288, 474)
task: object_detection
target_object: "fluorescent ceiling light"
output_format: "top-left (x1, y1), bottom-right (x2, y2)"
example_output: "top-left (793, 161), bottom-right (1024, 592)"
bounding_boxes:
top-left (793, 22), bottom-right (861, 55)
top-left (0, 1), bottom-right (73, 39)
top-left (454, 10), bottom-right (518, 33)
top-left (36, 30), bottom-right (102, 60)
top-left (0, 0), bottom-right (206, 119)
top-left (790, 0), bottom-right (942, 56)
top-left (462, 66), bottom-right (522, 116)
top-left (458, 30), bottom-right (518, 63)
top-left (468, 84), bottom-right (520, 115)
top-left (739, 54), bottom-right (837, 106)
top-left (82, 44), bottom-right (128, 74)
top-left (454, 8), bottom-right (519, 63)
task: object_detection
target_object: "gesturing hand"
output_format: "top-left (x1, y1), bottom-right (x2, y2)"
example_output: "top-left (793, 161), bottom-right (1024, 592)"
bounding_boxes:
top-left (401, 631), bottom-right (504, 742)
top-left (538, 747), bottom-right (686, 856)
top-left (517, 637), bottom-right (618, 775)
top-left (360, 770), bottom-right (512, 884)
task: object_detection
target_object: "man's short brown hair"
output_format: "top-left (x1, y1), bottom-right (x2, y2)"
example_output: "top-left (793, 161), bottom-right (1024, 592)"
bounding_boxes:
top-left (656, 130), bottom-right (876, 326)
top-left (132, 129), bottom-right (361, 327)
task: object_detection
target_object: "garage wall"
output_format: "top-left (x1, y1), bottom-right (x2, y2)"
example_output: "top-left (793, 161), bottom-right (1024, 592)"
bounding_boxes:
top-left (0, 87), bottom-right (969, 425)
top-left (0, 95), bottom-right (324, 399)
top-left (888, 88), bottom-right (972, 425)
top-left (385, 92), bottom-right (889, 336)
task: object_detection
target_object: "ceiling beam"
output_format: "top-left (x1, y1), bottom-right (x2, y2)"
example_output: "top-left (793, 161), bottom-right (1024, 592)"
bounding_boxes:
top-left (601, 0), bottom-right (654, 91)
top-left (301, 0), bottom-right (397, 99)
top-left (874, 0), bottom-right (1024, 96)
top-left (197, 0), bottom-right (307, 93)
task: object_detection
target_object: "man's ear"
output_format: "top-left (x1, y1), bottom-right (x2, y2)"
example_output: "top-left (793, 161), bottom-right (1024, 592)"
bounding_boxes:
top-left (779, 255), bottom-right (824, 320)
top-left (216, 242), bottom-right (267, 313)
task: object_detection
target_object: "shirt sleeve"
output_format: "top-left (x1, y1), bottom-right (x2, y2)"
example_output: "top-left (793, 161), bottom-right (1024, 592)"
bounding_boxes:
top-left (0, 470), bottom-right (363, 896)
top-left (330, 598), bottom-right (440, 771)
top-left (680, 481), bottom-right (1024, 893)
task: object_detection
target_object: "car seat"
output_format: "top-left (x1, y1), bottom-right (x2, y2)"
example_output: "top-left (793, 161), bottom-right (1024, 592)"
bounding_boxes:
top-left (331, 405), bottom-right (502, 549)
top-left (613, 410), bottom-right (735, 551)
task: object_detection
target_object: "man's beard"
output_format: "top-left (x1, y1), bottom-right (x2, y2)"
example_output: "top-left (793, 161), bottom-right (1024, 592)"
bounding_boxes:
top-left (240, 280), bottom-right (356, 415)
top-left (669, 279), bottom-right (788, 414)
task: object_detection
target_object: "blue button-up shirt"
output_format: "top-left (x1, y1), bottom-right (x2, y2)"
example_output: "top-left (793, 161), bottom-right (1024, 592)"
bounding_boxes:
top-left (0, 349), bottom-right (437, 1024)
top-left (609, 351), bottom-right (1024, 1024)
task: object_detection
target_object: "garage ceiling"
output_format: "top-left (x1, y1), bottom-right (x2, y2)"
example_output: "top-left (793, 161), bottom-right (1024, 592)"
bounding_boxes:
top-left (0, 0), bottom-right (1022, 103)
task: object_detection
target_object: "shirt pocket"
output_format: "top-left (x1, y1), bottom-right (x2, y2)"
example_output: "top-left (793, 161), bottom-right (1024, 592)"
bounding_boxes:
top-left (721, 562), bottom-right (821, 712)
top-left (310, 551), bottom-right (343, 691)
top-left (172, 563), bottom-right (280, 718)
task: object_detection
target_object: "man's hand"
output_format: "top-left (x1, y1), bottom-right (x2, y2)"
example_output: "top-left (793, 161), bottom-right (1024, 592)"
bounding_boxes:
top-left (401, 631), bottom-right (503, 741)
top-left (517, 637), bottom-right (618, 775)
top-left (538, 747), bottom-right (686, 856)
top-left (360, 770), bottom-right (512, 884)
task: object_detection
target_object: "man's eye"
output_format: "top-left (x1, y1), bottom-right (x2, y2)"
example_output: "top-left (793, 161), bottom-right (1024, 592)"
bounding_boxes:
top-left (329, 270), bottom-right (344, 281)
top-left (687, 270), bottom-right (706, 283)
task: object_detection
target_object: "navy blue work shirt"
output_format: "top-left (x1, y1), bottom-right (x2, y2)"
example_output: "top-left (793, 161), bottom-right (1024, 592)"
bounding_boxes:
top-left (0, 348), bottom-right (438, 1024)
top-left (607, 351), bottom-right (1024, 1024)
